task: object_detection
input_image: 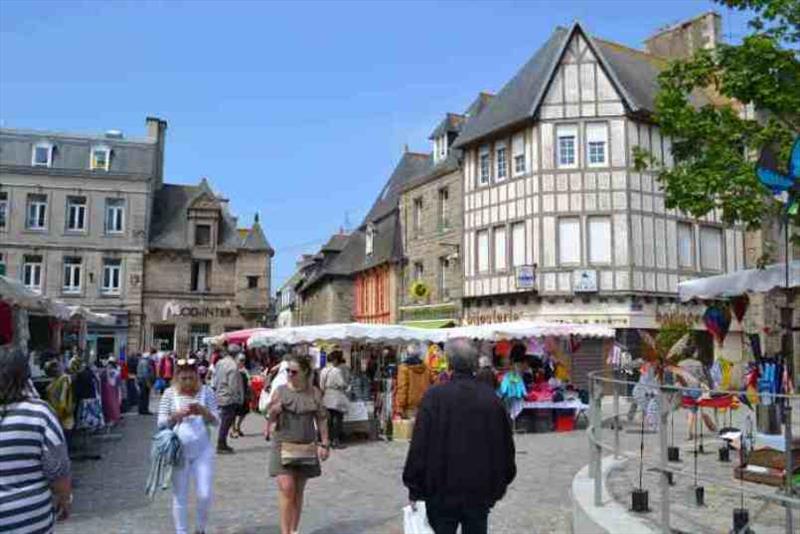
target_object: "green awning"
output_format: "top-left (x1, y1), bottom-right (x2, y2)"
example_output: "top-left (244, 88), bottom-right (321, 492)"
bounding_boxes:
top-left (400, 319), bottom-right (456, 329)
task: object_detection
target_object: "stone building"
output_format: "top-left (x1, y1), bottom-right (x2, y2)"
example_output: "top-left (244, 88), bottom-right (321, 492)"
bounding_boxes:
top-left (142, 178), bottom-right (273, 353)
top-left (294, 234), bottom-right (353, 325)
top-left (398, 95), bottom-right (492, 327)
top-left (0, 117), bottom-right (167, 355)
top-left (452, 18), bottom-right (747, 383)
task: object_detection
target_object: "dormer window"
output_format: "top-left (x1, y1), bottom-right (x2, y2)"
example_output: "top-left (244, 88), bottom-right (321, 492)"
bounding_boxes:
top-left (433, 135), bottom-right (448, 164)
top-left (365, 223), bottom-right (375, 256)
top-left (195, 224), bottom-right (211, 246)
top-left (91, 145), bottom-right (111, 171)
top-left (32, 142), bottom-right (53, 167)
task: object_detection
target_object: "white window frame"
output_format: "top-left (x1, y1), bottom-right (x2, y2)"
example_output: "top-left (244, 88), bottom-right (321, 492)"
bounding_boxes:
top-left (512, 133), bottom-right (526, 176)
top-left (677, 223), bottom-right (695, 269)
top-left (63, 257), bottom-right (82, 294)
top-left (0, 192), bottom-right (8, 230)
top-left (511, 222), bottom-right (526, 268)
top-left (558, 217), bottom-right (581, 265)
top-left (102, 259), bottom-right (122, 295)
top-left (494, 226), bottom-right (507, 272)
top-left (585, 123), bottom-right (608, 168)
top-left (66, 196), bottom-right (87, 232)
top-left (588, 216), bottom-right (612, 264)
top-left (413, 197), bottom-right (423, 236)
top-left (438, 135), bottom-right (447, 161)
top-left (477, 230), bottom-right (489, 273)
top-left (31, 142), bottom-right (53, 168)
top-left (26, 194), bottom-right (48, 230)
top-left (478, 146), bottom-right (490, 186)
top-left (91, 145), bottom-right (111, 171)
top-left (495, 142), bottom-right (507, 182)
top-left (23, 259), bottom-right (43, 293)
top-left (105, 198), bottom-right (125, 234)
top-left (365, 224), bottom-right (374, 256)
top-left (438, 187), bottom-right (449, 230)
top-left (438, 256), bottom-right (449, 299)
top-left (700, 226), bottom-right (723, 271)
top-left (556, 125), bottom-right (578, 169)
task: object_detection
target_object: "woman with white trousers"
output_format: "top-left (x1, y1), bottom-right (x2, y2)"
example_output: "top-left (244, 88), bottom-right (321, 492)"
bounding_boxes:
top-left (158, 358), bottom-right (219, 534)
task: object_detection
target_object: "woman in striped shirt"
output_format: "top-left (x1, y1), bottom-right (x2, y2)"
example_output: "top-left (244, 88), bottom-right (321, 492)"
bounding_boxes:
top-left (0, 348), bottom-right (72, 534)
top-left (158, 357), bottom-right (219, 534)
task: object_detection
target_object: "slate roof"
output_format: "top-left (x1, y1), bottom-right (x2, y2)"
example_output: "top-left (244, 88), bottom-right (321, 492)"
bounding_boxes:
top-left (363, 152), bottom-right (432, 224)
top-left (428, 113), bottom-right (466, 139)
top-left (453, 22), bottom-right (679, 149)
top-left (149, 179), bottom-right (272, 253)
top-left (401, 151), bottom-right (461, 193)
top-left (321, 233), bottom-right (349, 252)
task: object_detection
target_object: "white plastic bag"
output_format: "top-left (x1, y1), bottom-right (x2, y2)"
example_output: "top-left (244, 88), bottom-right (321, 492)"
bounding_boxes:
top-left (403, 501), bottom-right (434, 534)
top-left (257, 388), bottom-right (270, 413)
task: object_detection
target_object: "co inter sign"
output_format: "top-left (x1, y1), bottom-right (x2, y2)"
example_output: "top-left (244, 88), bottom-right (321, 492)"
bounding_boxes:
top-left (162, 301), bottom-right (232, 321)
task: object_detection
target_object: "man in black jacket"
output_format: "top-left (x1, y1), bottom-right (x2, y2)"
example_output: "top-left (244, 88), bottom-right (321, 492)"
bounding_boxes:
top-left (402, 338), bottom-right (516, 534)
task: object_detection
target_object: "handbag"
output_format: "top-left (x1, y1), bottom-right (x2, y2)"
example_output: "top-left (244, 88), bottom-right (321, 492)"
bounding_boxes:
top-left (280, 442), bottom-right (318, 467)
top-left (403, 502), bottom-right (434, 534)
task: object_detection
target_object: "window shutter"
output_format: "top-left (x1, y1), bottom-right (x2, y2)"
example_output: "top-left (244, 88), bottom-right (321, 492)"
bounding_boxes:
top-left (558, 218), bottom-right (581, 264)
top-left (588, 217), bottom-right (611, 263)
top-left (586, 123), bottom-right (608, 143)
top-left (512, 133), bottom-right (524, 157)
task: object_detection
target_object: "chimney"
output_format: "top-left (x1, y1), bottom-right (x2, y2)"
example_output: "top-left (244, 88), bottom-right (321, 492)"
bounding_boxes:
top-left (644, 11), bottom-right (722, 60)
top-left (145, 116), bottom-right (168, 188)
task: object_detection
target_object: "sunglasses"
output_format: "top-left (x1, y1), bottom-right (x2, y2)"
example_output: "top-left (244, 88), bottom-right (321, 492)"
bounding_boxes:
top-left (176, 358), bottom-right (197, 367)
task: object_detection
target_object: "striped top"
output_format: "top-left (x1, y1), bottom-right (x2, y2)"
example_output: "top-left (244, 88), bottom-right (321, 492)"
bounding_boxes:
top-left (157, 386), bottom-right (219, 430)
top-left (0, 399), bottom-right (70, 534)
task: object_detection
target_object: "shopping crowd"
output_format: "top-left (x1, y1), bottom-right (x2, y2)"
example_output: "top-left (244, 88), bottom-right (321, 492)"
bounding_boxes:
top-left (0, 338), bottom-right (517, 534)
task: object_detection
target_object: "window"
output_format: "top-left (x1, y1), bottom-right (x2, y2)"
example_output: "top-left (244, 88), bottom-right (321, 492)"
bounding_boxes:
top-left (91, 146), bottom-right (111, 171)
top-left (190, 324), bottom-right (210, 353)
top-left (434, 135), bottom-right (447, 163)
top-left (63, 257), bottom-right (82, 294)
top-left (195, 224), bottom-right (211, 246)
top-left (413, 261), bottom-right (424, 281)
top-left (247, 276), bottom-right (259, 289)
top-left (438, 187), bottom-right (449, 230)
top-left (190, 260), bottom-right (211, 292)
top-left (557, 125), bottom-right (578, 168)
top-left (66, 196), bottom-right (87, 232)
top-left (26, 194), bottom-right (47, 230)
top-left (102, 259), bottom-right (122, 294)
top-left (512, 133), bottom-right (526, 176)
top-left (365, 223), bottom-right (374, 256)
top-left (0, 192), bottom-right (7, 229)
top-left (479, 146), bottom-right (490, 185)
top-left (105, 198), bottom-right (125, 233)
top-left (678, 223), bottom-right (694, 269)
top-left (496, 143), bottom-right (507, 181)
top-left (0, 253), bottom-right (5, 276)
top-left (558, 217), bottom-right (581, 264)
top-left (494, 226), bottom-right (507, 272)
top-left (586, 123), bottom-right (608, 167)
top-left (439, 256), bottom-right (449, 299)
top-left (413, 197), bottom-right (423, 236)
top-left (31, 142), bottom-right (53, 167)
top-left (152, 324), bottom-right (175, 352)
top-left (700, 226), bottom-right (723, 271)
top-left (477, 230), bottom-right (489, 273)
top-left (588, 216), bottom-right (612, 264)
top-left (511, 222), bottom-right (526, 267)
top-left (23, 256), bottom-right (43, 293)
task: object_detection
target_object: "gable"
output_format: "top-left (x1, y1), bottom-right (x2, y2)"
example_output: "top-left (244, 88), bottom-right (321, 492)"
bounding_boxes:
top-left (188, 192), bottom-right (222, 212)
top-left (540, 31), bottom-right (625, 120)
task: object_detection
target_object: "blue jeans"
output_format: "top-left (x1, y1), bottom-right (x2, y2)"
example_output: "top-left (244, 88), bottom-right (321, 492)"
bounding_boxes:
top-left (426, 504), bottom-right (489, 534)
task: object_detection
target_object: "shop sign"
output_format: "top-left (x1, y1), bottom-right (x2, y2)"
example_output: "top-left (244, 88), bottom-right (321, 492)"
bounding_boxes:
top-left (161, 300), bottom-right (232, 321)
top-left (573, 270), bottom-right (598, 293)
top-left (464, 311), bottom-right (521, 325)
top-left (515, 265), bottom-right (536, 289)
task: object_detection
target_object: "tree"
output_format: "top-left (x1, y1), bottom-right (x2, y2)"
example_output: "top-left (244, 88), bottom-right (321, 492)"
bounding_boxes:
top-left (636, 0), bottom-right (800, 250)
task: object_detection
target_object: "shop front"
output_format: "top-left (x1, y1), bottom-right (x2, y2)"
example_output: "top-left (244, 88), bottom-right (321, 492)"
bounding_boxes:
top-left (143, 298), bottom-right (259, 355)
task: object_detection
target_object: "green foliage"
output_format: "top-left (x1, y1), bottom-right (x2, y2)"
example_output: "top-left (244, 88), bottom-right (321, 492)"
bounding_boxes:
top-left (644, 0), bottom-right (800, 238)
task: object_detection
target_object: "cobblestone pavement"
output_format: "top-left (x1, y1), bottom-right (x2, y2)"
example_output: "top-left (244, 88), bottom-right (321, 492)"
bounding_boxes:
top-left (57, 398), bottom-right (594, 534)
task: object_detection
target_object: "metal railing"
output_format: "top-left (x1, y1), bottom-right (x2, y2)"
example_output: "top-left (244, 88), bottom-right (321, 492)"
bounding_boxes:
top-left (587, 371), bottom-right (800, 534)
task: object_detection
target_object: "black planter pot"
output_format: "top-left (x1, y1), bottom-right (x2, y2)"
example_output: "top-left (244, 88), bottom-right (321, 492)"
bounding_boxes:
top-left (631, 489), bottom-right (649, 513)
top-left (695, 486), bottom-right (705, 506)
top-left (668, 446), bottom-right (680, 462)
top-left (733, 508), bottom-right (750, 533)
top-left (718, 446), bottom-right (730, 462)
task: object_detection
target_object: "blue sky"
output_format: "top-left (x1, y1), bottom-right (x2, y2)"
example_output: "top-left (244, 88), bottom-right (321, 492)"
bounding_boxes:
top-left (0, 0), bottom-right (750, 289)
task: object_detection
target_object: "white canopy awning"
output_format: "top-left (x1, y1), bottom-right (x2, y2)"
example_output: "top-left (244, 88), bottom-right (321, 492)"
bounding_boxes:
top-left (677, 261), bottom-right (800, 301)
top-left (246, 320), bottom-right (615, 348)
top-left (0, 275), bottom-right (70, 319)
top-left (64, 305), bottom-right (116, 326)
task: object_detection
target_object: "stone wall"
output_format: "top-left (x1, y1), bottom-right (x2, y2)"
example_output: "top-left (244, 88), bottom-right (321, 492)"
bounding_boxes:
top-left (399, 167), bottom-right (463, 315)
top-left (298, 277), bottom-right (354, 325)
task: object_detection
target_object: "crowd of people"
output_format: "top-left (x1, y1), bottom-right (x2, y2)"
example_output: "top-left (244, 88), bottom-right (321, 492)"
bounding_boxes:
top-left (0, 337), bottom-right (518, 534)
